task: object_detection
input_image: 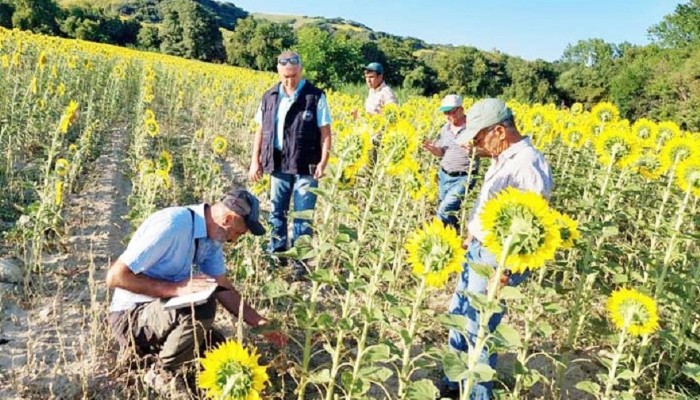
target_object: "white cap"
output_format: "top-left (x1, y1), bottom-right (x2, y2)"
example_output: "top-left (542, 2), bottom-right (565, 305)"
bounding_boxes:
top-left (438, 94), bottom-right (463, 112)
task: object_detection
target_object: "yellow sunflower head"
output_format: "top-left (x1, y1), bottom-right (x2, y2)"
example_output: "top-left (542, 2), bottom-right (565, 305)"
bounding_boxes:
top-left (480, 188), bottom-right (561, 274)
top-left (380, 119), bottom-right (419, 176)
top-left (54, 180), bottom-right (64, 206)
top-left (552, 211), bottom-right (580, 250)
top-left (561, 125), bottom-right (589, 149)
top-left (198, 340), bottom-right (269, 400)
top-left (144, 118), bottom-right (160, 138)
top-left (606, 288), bottom-right (659, 337)
top-left (656, 120), bottom-right (680, 142)
top-left (157, 151), bottom-right (173, 173)
top-left (55, 158), bottom-right (70, 177)
top-left (143, 109), bottom-right (156, 122)
top-left (382, 102), bottom-right (401, 125)
top-left (138, 159), bottom-right (155, 175)
top-left (590, 101), bottom-right (620, 124)
top-left (593, 129), bottom-right (643, 169)
top-left (212, 136), bottom-right (228, 155)
top-left (630, 118), bottom-right (657, 147)
top-left (250, 175), bottom-right (270, 197)
top-left (404, 218), bottom-right (465, 288)
top-left (659, 135), bottom-right (696, 174)
top-left (570, 102), bottom-right (584, 115)
top-left (635, 152), bottom-right (664, 181)
top-left (335, 125), bottom-right (372, 179)
top-left (674, 158), bottom-right (700, 198)
top-left (401, 160), bottom-right (428, 201)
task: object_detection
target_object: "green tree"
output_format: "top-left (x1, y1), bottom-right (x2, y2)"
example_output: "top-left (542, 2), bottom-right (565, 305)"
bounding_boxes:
top-left (296, 25), bottom-right (363, 88)
top-left (11, 0), bottom-right (61, 35)
top-left (503, 58), bottom-right (559, 103)
top-left (434, 46), bottom-right (504, 97)
top-left (649, 0), bottom-right (700, 48)
top-left (160, 0), bottom-right (224, 61)
top-left (137, 24), bottom-right (161, 51)
top-left (224, 17), bottom-right (295, 71)
top-left (0, 1), bottom-right (14, 28)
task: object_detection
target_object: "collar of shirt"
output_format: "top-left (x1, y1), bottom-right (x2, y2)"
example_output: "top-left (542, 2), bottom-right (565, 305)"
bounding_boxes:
top-left (495, 136), bottom-right (532, 164)
top-left (447, 123), bottom-right (466, 136)
top-left (369, 82), bottom-right (388, 94)
top-left (278, 79), bottom-right (306, 101)
top-left (187, 204), bottom-right (208, 240)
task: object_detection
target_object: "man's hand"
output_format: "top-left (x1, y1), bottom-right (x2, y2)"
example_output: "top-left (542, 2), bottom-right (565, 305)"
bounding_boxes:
top-left (486, 271), bottom-right (510, 296)
top-left (174, 274), bottom-right (216, 296)
top-left (422, 140), bottom-right (442, 157)
top-left (462, 234), bottom-right (474, 249)
top-left (254, 319), bottom-right (288, 347)
top-left (248, 161), bottom-right (263, 183)
top-left (313, 162), bottom-right (327, 180)
top-left (351, 108), bottom-right (359, 120)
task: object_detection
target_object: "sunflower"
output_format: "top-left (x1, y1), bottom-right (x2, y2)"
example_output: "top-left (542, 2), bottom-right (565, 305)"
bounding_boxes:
top-left (55, 158), bottom-right (70, 177)
top-left (138, 159), bottom-right (155, 175)
top-left (480, 188), bottom-right (561, 273)
top-left (334, 125), bottom-right (372, 180)
top-left (157, 150), bottom-right (173, 173)
top-left (250, 175), bottom-right (269, 197)
top-left (606, 288), bottom-right (659, 337)
top-left (402, 160), bottom-right (428, 201)
top-left (404, 218), bottom-right (465, 288)
top-left (561, 125), bottom-right (589, 149)
top-left (55, 180), bottom-right (64, 206)
top-left (656, 121), bottom-right (681, 150)
top-left (570, 102), bottom-right (584, 115)
top-left (212, 136), bottom-right (228, 155)
top-left (380, 119), bottom-right (419, 176)
top-left (636, 152), bottom-right (664, 181)
top-left (198, 340), bottom-right (269, 400)
top-left (675, 158), bottom-right (700, 197)
top-left (144, 118), bottom-right (160, 138)
top-left (382, 102), bottom-right (401, 125)
top-left (143, 109), bottom-right (156, 121)
top-left (593, 129), bottom-right (642, 169)
top-left (59, 100), bottom-right (79, 134)
top-left (552, 211), bottom-right (580, 250)
top-left (590, 102), bottom-right (620, 124)
top-left (658, 136), bottom-right (696, 174)
top-left (630, 118), bottom-right (657, 147)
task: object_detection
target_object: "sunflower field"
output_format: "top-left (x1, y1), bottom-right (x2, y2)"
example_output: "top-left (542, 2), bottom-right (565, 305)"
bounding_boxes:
top-left (1, 27), bottom-right (699, 400)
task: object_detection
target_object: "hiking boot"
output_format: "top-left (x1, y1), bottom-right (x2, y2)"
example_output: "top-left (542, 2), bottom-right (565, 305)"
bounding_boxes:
top-left (143, 365), bottom-right (190, 399)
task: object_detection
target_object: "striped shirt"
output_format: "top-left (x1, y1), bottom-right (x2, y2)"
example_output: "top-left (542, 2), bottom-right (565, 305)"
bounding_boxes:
top-left (364, 82), bottom-right (397, 115)
top-left (467, 137), bottom-right (553, 243)
top-left (110, 204), bottom-right (225, 312)
top-left (436, 123), bottom-right (477, 173)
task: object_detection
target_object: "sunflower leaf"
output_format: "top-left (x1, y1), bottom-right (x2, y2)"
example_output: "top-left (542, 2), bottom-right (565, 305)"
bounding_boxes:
top-left (682, 362), bottom-right (700, 385)
top-left (442, 351), bottom-right (469, 382)
top-left (358, 366), bottom-right (393, 382)
top-left (406, 379), bottom-right (439, 400)
top-left (437, 314), bottom-right (468, 332)
top-left (469, 262), bottom-right (494, 279)
top-left (472, 363), bottom-right (496, 382)
top-left (499, 286), bottom-right (525, 300)
top-left (575, 380), bottom-right (601, 395)
top-left (364, 344), bottom-right (392, 363)
top-left (308, 368), bottom-right (331, 384)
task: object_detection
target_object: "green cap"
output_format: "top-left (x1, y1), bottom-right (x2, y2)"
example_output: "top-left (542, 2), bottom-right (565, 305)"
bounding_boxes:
top-left (364, 62), bottom-right (384, 75)
top-left (455, 98), bottom-right (513, 145)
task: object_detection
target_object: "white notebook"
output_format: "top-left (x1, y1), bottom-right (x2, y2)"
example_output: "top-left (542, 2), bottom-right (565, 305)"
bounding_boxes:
top-left (163, 285), bottom-right (217, 311)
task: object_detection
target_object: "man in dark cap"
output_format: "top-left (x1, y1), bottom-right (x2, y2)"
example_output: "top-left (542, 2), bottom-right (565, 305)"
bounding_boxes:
top-left (106, 188), bottom-right (286, 394)
top-left (363, 62), bottom-right (398, 115)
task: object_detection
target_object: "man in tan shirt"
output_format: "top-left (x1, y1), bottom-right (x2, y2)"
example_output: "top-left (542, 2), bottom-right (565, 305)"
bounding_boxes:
top-left (363, 62), bottom-right (398, 115)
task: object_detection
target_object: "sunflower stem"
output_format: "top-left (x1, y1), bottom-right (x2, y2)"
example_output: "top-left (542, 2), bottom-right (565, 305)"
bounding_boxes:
top-left (603, 321), bottom-right (630, 400)
top-left (398, 277), bottom-right (427, 398)
top-left (654, 185), bottom-right (691, 299)
top-left (650, 155), bottom-right (680, 252)
top-left (461, 234), bottom-right (514, 400)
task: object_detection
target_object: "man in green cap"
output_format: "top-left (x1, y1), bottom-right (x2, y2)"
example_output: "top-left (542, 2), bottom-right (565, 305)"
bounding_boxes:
top-left (363, 62), bottom-right (397, 115)
top-left (442, 98), bottom-right (553, 399)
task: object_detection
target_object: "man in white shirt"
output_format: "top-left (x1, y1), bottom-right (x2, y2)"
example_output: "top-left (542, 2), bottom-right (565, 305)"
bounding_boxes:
top-left (442, 98), bottom-right (553, 399)
top-left (363, 62), bottom-right (398, 115)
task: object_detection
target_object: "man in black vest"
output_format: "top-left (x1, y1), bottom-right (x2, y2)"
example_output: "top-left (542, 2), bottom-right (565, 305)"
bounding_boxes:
top-left (249, 51), bottom-right (332, 280)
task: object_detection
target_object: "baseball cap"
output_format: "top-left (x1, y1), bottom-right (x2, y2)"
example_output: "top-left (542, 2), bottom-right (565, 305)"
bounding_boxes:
top-left (438, 94), bottom-right (463, 112)
top-left (220, 189), bottom-right (265, 236)
top-left (364, 62), bottom-right (384, 75)
top-left (455, 98), bottom-right (514, 145)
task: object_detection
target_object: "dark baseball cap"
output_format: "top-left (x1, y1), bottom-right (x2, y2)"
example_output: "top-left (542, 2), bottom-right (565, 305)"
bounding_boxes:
top-left (364, 62), bottom-right (384, 75)
top-left (220, 189), bottom-right (265, 236)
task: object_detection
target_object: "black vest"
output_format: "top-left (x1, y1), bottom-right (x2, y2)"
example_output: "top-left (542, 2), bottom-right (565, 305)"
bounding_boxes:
top-left (260, 81), bottom-right (324, 175)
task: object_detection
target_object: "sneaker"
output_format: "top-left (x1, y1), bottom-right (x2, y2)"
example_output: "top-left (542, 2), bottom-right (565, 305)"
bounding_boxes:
top-left (292, 260), bottom-right (309, 281)
top-left (143, 365), bottom-right (190, 399)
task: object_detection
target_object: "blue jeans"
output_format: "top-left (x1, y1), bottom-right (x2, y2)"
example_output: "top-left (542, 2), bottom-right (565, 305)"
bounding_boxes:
top-left (446, 240), bottom-right (529, 399)
top-left (437, 169), bottom-right (470, 230)
top-left (269, 171), bottom-right (318, 253)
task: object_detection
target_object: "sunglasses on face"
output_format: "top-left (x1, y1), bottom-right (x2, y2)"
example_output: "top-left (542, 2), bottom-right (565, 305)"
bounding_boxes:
top-left (278, 57), bottom-right (300, 66)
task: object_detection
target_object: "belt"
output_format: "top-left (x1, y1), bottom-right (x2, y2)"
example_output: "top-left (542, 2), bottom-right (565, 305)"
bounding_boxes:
top-left (441, 167), bottom-right (469, 177)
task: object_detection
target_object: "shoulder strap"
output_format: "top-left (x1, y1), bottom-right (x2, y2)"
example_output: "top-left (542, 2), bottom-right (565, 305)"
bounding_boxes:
top-left (187, 208), bottom-right (199, 265)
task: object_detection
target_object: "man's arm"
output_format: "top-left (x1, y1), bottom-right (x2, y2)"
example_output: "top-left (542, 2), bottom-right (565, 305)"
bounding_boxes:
top-left (106, 259), bottom-right (214, 298)
top-left (384, 87), bottom-right (398, 106)
top-left (248, 125), bottom-right (263, 182)
top-left (213, 274), bottom-right (265, 326)
top-left (314, 124), bottom-right (332, 179)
